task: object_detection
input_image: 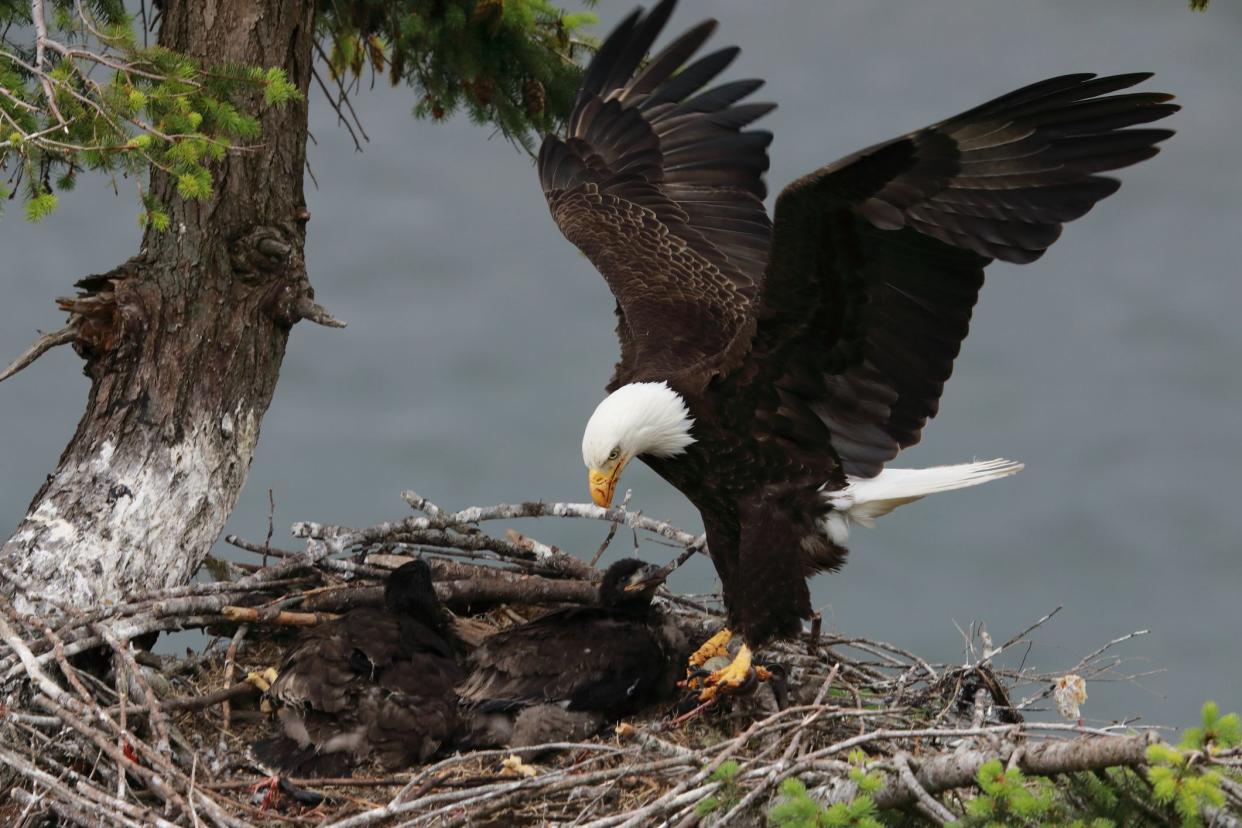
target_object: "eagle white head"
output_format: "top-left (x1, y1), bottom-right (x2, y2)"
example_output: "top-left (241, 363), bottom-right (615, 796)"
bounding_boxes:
top-left (581, 382), bottom-right (696, 507)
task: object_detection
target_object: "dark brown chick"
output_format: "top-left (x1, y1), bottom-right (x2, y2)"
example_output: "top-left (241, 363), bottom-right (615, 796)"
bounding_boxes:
top-left (458, 558), bottom-right (686, 748)
top-left (252, 560), bottom-right (465, 775)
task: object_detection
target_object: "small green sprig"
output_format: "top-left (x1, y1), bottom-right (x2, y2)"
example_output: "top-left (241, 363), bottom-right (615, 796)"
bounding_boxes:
top-left (696, 759), bottom-right (743, 817)
top-left (1146, 701), bottom-right (1240, 826)
top-left (1, 3), bottom-right (303, 224)
top-left (768, 752), bottom-right (884, 828)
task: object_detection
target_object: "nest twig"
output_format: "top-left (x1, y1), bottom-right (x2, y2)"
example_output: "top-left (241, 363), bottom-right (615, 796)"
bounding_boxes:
top-left (0, 490), bottom-right (1227, 826)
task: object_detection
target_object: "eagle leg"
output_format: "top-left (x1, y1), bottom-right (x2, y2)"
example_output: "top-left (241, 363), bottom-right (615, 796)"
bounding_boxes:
top-left (246, 666), bottom-right (279, 713)
top-left (686, 628), bottom-right (733, 671)
top-left (698, 643), bottom-right (769, 702)
top-left (246, 667), bottom-right (279, 692)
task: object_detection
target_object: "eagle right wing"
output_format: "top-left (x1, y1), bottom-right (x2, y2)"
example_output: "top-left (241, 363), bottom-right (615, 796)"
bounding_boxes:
top-left (539, 0), bottom-right (773, 385)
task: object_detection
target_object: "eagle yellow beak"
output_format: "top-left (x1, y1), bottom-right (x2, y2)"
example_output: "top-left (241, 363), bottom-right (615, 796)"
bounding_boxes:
top-left (588, 459), bottom-right (627, 507)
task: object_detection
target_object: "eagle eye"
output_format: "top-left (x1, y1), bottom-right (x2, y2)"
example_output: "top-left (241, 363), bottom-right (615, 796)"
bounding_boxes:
top-left (608, 447), bottom-right (620, 461)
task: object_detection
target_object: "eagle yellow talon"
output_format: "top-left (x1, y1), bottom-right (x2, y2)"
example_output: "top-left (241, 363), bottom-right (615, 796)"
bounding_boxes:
top-left (687, 628), bottom-right (733, 671)
top-left (246, 667), bottom-right (279, 712)
top-left (245, 667), bottom-right (279, 693)
top-left (698, 643), bottom-right (755, 702)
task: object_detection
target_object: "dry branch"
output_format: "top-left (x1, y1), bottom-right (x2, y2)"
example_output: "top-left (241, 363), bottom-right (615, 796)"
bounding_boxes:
top-left (893, 752), bottom-right (956, 824)
top-left (155, 678), bottom-right (261, 713)
top-left (221, 605), bottom-right (341, 626)
top-left (301, 575), bottom-right (598, 613)
top-left (873, 732), bottom-right (1156, 810)
top-left (0, 325), bottom-right (76, 384)
top-left (293, 295), bottom-right (347, 328)
top-left (293, 494), bottom-right (705, 565)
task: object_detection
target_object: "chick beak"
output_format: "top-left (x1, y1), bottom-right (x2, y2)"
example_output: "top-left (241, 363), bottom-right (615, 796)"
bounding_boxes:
top-left (588, 460), bottom-right (626, 508)
top-left (623, 563), bottom-right (670, 593)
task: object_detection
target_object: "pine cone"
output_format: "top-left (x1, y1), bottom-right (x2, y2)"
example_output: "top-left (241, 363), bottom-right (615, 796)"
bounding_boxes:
top-left (523, 78), bottom-right (545, 118)
top-left (468, 76), bottom-right (495, 106)
top-left (472, 0), bottom-right (504, 34)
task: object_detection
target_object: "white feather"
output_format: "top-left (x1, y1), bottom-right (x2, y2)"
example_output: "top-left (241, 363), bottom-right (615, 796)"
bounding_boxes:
top-left (821, 458), bottom-right (1024, 542)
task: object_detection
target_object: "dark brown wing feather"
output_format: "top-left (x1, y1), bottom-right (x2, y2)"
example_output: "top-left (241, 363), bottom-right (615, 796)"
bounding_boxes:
top-left (458, 606), bottom-right (675, 718)
top-left (735, 73), bottom-right (1176, 478)
top-left (265, 608), bottom-right (464, 772)
top-left (269, 608), bottom-right (401, 714)
top-left (540, 0), bottom-right (774, 384)
top-left (361, 661), bottom-right (464, 769)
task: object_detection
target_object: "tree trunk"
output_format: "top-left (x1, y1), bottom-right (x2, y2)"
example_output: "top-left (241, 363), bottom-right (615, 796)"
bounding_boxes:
top-left (0, 0), bottom-right (321, 613)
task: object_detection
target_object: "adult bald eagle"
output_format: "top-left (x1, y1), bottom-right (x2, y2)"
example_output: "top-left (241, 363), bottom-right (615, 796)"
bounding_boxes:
top-left (538, 0), bottom-right (1176, 694)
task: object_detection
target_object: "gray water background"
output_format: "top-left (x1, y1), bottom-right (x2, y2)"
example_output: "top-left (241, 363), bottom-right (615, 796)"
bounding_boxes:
top-left (1, 0), bottom-right (1239, 727)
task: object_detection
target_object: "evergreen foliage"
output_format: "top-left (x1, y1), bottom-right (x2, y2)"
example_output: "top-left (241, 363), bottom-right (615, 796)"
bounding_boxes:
top-left (960, 760), bottom-right (1116, 827)
top-left (763, 705), bottom-right (1242, 827)
top-left (768, 750), bottom-right (885, 828)
top-left (316, 0), bottom-right (595, 144)
top-left (0, 0), bottom-right (593, 222)
top-left (1145, 701), bottom-right (1240, 826)
top-left (696, 759), bottom-right (744, 817)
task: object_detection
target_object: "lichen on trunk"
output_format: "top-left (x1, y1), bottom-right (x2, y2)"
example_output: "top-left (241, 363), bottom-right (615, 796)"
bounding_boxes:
top-left (1, 0), bottom-right (319, 612)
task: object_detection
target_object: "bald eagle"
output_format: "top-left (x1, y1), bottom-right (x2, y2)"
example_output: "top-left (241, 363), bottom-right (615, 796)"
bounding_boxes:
top-left (538, 0), bottom-right (1176, 693)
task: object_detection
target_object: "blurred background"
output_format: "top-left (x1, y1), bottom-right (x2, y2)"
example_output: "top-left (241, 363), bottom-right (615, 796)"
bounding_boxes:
top-left (2, 0), bottom-right (1238, 727)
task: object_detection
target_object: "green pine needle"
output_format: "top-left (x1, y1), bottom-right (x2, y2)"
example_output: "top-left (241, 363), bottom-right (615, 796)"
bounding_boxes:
top-left (24, 191), bottom-right (58, 222)
top-left (175, 166), bottom-right (213, 200)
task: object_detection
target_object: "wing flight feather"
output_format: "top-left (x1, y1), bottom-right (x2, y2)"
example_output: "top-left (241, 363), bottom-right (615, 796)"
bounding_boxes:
top-left (742, 73), bottom-right (1176, 478)
top-left (539, 0), bottom-right (774, 384)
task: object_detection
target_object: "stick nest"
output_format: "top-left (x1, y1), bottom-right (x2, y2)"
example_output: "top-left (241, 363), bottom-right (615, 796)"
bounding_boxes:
top-left (1, 492), bottom-right (1236, 827)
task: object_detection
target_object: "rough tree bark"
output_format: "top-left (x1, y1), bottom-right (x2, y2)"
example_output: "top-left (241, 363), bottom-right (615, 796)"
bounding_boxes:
top-left (0, 0), bottom-right (324, 612)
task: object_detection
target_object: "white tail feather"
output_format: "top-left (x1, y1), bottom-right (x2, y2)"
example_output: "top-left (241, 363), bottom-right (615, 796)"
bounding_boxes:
top-left (820, 458), bottom-right (1024, 544)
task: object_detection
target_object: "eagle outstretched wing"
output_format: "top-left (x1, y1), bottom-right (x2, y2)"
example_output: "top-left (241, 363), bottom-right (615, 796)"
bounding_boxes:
top-left (539, 0), bottom-right (773, 385)
top-left (739, 72), bottom-right (1177, 479)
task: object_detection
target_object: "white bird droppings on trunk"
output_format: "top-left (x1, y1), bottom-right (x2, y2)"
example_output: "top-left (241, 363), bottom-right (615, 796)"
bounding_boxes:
top-left (1, 406), bottom-right (260, 614)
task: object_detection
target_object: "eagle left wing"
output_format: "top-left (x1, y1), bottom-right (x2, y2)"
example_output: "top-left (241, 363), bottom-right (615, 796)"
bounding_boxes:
top-left (540, 0), bottom-right (773, 384)
top-left (733, 73), bottom-right (1177, 479)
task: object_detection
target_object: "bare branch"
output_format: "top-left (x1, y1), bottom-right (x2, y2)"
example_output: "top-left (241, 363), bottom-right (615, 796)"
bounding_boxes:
top-left (294, 496), bottom-right (705, 554)
top-left (872, 733), bottom-right (1156, 810)
top-left (221, 604), bottom-right (340, 626)
top-left (145, 679), bottom-right (260, 714)
top-left (892, 752), bottom-right (956, 824)
top-left (293, 295), bottom-right (347, 328)
top-left (982, 605), bottom-right (1062, 664)
top-left (31, 0), bottom-right (68, 129)
top-left (300, 574), bottom-right (598, 613)
top-left (0, 325), bottom-right (76, 384)
top-left (310, 40), bottom-right (370, 151)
